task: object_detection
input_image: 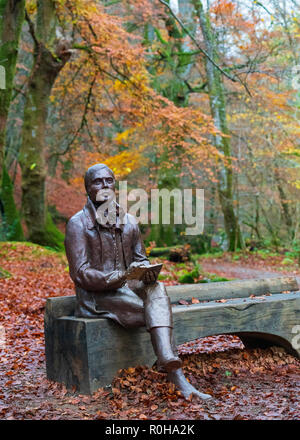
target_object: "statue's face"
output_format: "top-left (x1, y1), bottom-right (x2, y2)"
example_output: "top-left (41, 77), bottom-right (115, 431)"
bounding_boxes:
top-left (87, 168), bottom-right (115, 204)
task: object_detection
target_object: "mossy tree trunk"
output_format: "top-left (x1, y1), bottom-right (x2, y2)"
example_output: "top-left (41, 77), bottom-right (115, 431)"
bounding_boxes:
top-left (19, 0), bottom-right (70, 245)
top-left (0, 0), bottom-right (25, 240)
top-left (0, 0), bottom-right (25, 179)
top-left (1, 166), bottom-right (24, 240)
top-left (146, 14), bottom-right (193, 246)
top-left (192, 0), bottom-right (244, 251)
top-left (275, 170), bottom-right (294, 240)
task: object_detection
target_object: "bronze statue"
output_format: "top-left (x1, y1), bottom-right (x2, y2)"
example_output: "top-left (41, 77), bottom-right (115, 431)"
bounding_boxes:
top-left (64, 163), bottom-right (212, 400)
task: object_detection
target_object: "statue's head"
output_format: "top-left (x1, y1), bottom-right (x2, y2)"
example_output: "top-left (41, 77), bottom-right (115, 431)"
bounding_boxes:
top-left (84, 163), bottom-right (115, 204)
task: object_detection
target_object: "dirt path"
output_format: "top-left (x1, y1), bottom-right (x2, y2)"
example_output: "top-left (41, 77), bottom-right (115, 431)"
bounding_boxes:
top-left (201, 260), bottom-right (300, 286)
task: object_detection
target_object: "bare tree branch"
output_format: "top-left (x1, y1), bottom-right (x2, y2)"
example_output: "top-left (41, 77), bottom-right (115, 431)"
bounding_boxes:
top-left (158, 0), bottom-right (239, 83)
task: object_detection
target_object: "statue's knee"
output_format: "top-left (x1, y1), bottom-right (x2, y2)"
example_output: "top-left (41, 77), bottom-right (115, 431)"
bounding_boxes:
top-left (145, 281), bottom-right (168, 300)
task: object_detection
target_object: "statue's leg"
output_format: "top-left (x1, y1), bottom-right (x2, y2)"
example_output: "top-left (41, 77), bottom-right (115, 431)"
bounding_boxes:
top-left (116, 281), bottom-right (212, 400)
top-left (80, 284), bottom-right (146, 327)
top-left (142, 281), bottom-right (182, 372)
top-left (142, 282), bottom-right (212, 401)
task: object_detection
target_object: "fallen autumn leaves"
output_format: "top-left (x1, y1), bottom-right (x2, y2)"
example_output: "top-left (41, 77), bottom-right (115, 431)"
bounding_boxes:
top-left (0, 243), bottom-right (299, 420)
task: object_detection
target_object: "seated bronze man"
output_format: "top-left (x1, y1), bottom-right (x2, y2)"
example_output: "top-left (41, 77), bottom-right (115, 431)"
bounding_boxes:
top-left (64, 163), bottom-right (211, 400)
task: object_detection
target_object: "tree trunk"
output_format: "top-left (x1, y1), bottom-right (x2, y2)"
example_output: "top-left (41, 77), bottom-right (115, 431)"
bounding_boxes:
top-left (192, 0), bottom-right (243, 251)
top-left (274, 167), bottom-right (294, 240)
top-left (0, 0), bottom-right (25, 177)
top-left (19, 0), bottom-right (70, 244)
top-left (146, 13), bottom-right (187, 246)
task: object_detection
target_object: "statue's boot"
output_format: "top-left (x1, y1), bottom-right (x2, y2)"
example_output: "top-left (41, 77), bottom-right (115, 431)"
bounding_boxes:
top-left (167, 369), bottom-right (212, 401)
top-left (145, 283), bottom-right (212, 401)
top-left (150, 326), bottom-right (182, 372)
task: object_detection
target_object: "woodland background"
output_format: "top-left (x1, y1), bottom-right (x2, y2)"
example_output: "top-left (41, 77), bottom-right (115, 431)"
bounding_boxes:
top-left (0, 0), bottom-right (300, 254)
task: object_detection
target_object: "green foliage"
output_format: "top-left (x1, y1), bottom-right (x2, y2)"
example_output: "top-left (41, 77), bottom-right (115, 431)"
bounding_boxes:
top-left (178, 272), bottom-right (195, 284)
top-left (48, 204), bottom-right (67, 224)
top-left (210, 276), bottom-right (231, 282)
top-left (153, 27), bottom-right (168, 45)
top-left (0, 166), bottom-right (24, 241)
top-left (185, 234), bottom-right (217, 255)
top-left (190, 266), bottom-right (200, 279)
top-left (285, 242), bottom-right (300, 266)
top-left (198, 275), bottom-right (230, 283)
top-left (256, 249), bottom-right (279, 259)
top-left (0, 266), bottom-right (11, 278)
top-left (177, 260), bottom-right (200, 284)
top-left (197, 251), bottom-right (224, 259)
top-left (157, 273), bottom-right (171, 281)
top-left (148, 246), bottom-right (173, 256)
top-left (27, 211), bottom-right (65, 252)
top-left (42, 212), bottom-right (65, 252)
top-left (281, 257), bottom-right (294, 265)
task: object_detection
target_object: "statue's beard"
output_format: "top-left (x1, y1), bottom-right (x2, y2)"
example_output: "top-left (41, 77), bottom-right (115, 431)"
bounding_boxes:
top-left (93, 200), bottom-right (105, 209)
top-left (94, 189), bottom-right (115, 208)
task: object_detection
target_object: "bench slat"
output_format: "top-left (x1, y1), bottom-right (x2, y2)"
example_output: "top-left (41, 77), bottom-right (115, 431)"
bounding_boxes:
top-left (166, 276), bottom-right (299, 303)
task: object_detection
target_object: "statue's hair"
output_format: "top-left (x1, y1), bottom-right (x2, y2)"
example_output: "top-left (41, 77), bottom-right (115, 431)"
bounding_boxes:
top-left (84, 163), bottom-right (115, 192)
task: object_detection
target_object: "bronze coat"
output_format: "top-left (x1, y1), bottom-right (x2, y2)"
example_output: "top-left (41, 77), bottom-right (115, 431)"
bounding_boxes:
top-left (64, 198), bottom-right (172, 329)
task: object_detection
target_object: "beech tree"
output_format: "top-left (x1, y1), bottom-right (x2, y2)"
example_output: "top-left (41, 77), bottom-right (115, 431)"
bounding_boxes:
top-left (0, 0), bottom-right (25, 240)
top-left (18, 0), bottom-right (71, 246)
top-left (191, 0), bottom-right (244, 251)
top-left (0, 0), bottom-right (25, 177)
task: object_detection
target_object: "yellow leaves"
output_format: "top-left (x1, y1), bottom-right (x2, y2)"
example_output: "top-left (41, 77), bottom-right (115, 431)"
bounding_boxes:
top-left (103, 150), bottom-right (145, 178)
top-left (114, 75), bottom-right (149, 97)
top-left (113, 79), bottom-right (124, 91)
top-left (294, 181), bottom-right (300, 189)
top-left (83, 149), bottom-right (146, 179)
top-left (71, 176), bottom-right (84, 186)
top-left (114, 128), bottom-right (134, 145)
top-left (26, 0), bottom-right (37, 15)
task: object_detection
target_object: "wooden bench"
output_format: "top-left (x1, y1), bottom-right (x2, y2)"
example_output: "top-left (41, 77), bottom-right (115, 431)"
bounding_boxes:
top-left (44, 276), bottom-right (300, 394)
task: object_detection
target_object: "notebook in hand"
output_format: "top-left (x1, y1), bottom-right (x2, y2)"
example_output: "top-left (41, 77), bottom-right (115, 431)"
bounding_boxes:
top-left (126, 263), bottom-right (163, 281)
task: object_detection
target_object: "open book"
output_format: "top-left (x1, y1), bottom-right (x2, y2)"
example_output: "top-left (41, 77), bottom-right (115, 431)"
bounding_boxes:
top-left (126, 263), bottom-right (163, 281)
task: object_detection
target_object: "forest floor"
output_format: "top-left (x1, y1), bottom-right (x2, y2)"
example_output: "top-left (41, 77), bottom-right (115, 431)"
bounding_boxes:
top-left (0, 242), bottom-right (299, 420)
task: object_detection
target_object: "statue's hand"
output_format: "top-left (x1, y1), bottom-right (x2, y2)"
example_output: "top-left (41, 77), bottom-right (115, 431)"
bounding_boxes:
top-left (118, 271), bottom-right (127, 285)
top-left (142, 270), bottom-right (157, 285)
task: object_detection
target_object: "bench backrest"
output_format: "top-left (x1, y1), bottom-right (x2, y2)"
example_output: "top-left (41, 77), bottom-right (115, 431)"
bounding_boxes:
top-left (167, 276), bottom-right (299, 303)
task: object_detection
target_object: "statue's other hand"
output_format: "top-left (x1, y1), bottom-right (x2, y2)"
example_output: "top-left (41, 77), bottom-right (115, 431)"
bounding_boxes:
top-left (105, 270), bottom-right (127, 288)
top-left (128, 261), bottom-right (148, 269)
top-left (118, 271), bottom-right (127, 284)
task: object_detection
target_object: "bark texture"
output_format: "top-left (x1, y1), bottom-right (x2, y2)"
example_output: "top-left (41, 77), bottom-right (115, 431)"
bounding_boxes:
top-left (0, 0), bottom-right (25, 177)
top-left (19, 0), bottom-right (70, 245)
top-left (192, 0), bottom-right (243, 251)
